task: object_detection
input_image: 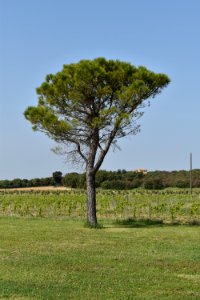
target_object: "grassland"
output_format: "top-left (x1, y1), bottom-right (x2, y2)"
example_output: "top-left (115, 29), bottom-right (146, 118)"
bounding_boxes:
top-left (0, 217), bottom-right (200, 299)
top-left (0, 189), bottom-right (199, 299)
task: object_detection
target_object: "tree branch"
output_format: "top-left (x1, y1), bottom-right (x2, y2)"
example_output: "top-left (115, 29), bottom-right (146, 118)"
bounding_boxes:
top-left (94, 125), bottom-right (119, 173)
top-left (66, 137), bottom-right (88, 163)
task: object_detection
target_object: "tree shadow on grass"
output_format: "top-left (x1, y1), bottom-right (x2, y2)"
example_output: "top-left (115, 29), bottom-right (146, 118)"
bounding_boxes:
top-left (112, 218), bottom-right (164, 228)
top-left (110, 218), bottom-right (200, 228)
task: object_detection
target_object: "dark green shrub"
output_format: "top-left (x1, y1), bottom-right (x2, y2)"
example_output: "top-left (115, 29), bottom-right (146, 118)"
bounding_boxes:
top-left (175, 180), bottom-right (190, 188)
top-left (144, 179), bottom-right (164, 190)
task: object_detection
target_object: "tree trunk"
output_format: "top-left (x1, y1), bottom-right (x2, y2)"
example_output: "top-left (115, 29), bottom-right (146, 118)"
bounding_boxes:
top-left (86, 167), bottom-right (97, 227)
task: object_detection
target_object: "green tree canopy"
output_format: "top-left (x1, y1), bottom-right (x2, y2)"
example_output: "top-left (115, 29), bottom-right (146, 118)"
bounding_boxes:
top-left (52, 171), bottom-right (63, 186)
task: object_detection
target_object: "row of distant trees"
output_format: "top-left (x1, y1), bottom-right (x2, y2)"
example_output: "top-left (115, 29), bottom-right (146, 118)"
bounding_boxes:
top-left (0, 171), bottom-right (62, 189)
top-left (62, 169), bottom-right (200, 190)
top-left (1, 169), bottom-right (199, 190)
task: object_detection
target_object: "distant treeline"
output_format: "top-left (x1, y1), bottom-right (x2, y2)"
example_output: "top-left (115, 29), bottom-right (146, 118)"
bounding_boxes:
top-left (0, 177), bottom-right (54, 189)
top-left (62, 169), bottom-right (200, 190)
top-left (1, 169), bottom-right (200, 190)
top-left (0, 171), bottom-right (62, 189)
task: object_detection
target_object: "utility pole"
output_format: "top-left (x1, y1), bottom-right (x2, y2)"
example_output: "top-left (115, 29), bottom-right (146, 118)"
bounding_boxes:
top-left (190, 152), bottom-right (192, 195)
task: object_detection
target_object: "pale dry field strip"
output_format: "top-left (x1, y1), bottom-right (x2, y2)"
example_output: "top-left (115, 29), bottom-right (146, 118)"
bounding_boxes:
top-left (0, 186), bottom-right (72, 191)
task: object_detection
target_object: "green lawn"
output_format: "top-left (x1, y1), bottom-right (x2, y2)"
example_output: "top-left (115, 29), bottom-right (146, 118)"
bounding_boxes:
top-left (0, 217), bottom-right (200, 299)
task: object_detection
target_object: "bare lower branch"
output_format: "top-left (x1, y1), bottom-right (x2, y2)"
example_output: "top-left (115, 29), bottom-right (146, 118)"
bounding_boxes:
top-left (94, 125), bottom-right (119, 173)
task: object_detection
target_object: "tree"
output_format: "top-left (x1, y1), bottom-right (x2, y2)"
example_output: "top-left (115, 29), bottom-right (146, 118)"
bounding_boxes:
top-left (62, 172), bottom-right (80, 188)
top-left (24, 58), bottom-right (170, 227)
top-left (52, 171), bottom-right (63, 186)
top-left (144, 178), bottom-right (164, 190)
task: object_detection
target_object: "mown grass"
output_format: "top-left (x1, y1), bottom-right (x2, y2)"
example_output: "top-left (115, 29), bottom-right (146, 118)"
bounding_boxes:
top-left (0, 217), bottom-right (200, 299)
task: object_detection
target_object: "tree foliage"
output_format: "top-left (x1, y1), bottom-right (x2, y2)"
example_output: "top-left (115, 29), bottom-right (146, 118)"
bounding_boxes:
top-left (24, 58), bottom-right (170, 170)
top-left (52, 171), bottom-right (63, 186)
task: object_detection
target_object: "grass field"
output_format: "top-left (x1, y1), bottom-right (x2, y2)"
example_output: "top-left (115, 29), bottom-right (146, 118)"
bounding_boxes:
top-left (0, 217), bottom-right (200, 299)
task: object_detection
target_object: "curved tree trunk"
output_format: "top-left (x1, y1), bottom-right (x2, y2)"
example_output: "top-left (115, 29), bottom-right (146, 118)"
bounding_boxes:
top-left (86, 167), bottom-right (97, 227)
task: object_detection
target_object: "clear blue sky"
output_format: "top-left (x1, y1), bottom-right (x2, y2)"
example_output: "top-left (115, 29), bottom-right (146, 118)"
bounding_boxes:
top-left (0, 0), bottom-right (200, 180)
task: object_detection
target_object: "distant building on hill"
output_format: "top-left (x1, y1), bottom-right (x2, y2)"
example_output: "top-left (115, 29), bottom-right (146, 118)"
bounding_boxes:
top-left (135, 168), bottom-right (148, 175)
